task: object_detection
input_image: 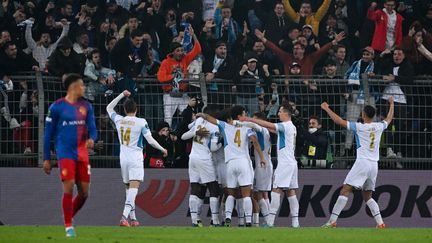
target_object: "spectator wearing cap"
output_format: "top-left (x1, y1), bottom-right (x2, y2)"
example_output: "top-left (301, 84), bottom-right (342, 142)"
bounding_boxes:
top-left (47, 37), bottom-right (86, 77)
top-left (110, 29), bottom-right (148, 93)
top-left (301, 24), bottom-right (320, 51)
top-left (157, 26), bottom-right (201, 127)
top-left (367, 1), bottom-right (404, 52)
top-left (282, 0), bottom-right (332, 36)
top-left (378, 47), bottom-right (414, 158)
top-left (255, 29), bottom-right (346, 76)
top-left (145, 121), bottom-right (177, 168)
top-left (234, 54), bottom-right (271, 115)
top-left (342, 46), bottom-right (376, 157)
top-left (254, 1), bottom-right (293, 44)
top-left (203, 41), bottom-right (236, 104)
top-left (214, 1), bottom-right (242, 51)
top-left (24, 18), bottom-right (70, 70)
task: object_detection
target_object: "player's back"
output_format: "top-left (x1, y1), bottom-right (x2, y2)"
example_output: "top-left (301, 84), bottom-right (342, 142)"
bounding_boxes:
top-left (254, 128), bottom-right (272, 168)
top-left (217, 120), bottom-right (254, 163)
top-left (276, 121), bottom-right (297, 165)
top-left (190, 118), bottom-right (218, 161)
top-left (113, 115), bottom-right (150, 162)
top-left (348, 121), bottom-right (387, 162)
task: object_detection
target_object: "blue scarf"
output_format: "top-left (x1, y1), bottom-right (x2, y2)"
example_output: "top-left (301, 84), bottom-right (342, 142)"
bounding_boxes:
top-left (345, 60), bottom-right (374, 86)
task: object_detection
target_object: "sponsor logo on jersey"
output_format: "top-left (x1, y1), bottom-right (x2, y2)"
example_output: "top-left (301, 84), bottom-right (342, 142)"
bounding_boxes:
top-left (62, 120), bottom-right (86, 126)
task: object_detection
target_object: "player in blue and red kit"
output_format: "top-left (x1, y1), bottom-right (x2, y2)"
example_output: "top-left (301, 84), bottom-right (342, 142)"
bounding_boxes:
top-left (43, 74), bottom-right (97, 237)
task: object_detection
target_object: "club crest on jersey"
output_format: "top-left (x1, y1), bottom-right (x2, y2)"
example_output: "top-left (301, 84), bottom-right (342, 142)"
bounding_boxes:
top-left (79, 106), bottom-right (87, 116)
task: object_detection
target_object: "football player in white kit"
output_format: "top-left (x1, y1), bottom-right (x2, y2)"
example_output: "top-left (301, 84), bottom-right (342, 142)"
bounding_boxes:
top-left (321, 97), bottom-right (394, 228)
top-left (240, 102), bottom-right (300, 228)
top-left (197, 106), bottom-right (267, 227)
top-left (107, 90), bottom-right (168, 227)
top-left (181, 106), bottom-right (222, 227)
top-left (238, 112), bottom-right (273, 226)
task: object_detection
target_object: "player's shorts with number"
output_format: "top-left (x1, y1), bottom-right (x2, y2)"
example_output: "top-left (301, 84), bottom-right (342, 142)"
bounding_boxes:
top-left (344, 159), bottom-right (378, 191)
top-left (189, 157), bottom-right (217, 184)
top-left (226, 158), bottom-right (254, 188)
top-left (273, 163), bottom-right (298, 189)
top-left (58, 158), bottom-right (91, 182)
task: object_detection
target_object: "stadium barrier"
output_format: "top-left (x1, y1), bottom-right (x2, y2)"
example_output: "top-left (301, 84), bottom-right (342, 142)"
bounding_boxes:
top-left (0, 168), bottom-right (430, 227)
top-left (0, 72), bottom-right (431, 169)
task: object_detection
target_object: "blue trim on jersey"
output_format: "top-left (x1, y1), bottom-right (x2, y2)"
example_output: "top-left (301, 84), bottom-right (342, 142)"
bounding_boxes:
top-left (207, 133), bottom-right (212, 149)
top-left (277, 123), bottom-right (286, 150)
top-left (110, 112), bottom-right (117, 122)
top-left (141, 125), bottom-right (149, 135)
top-left (354, 131), bottom-right (361, 149)
top-left (256, 131), bottom-right (265, 150)
top-left (137, 134), bottom-right (144, 149)
top-left (349, 122), bottom-right (357, 132)
top-left (217, 121), bottom-right (228, 148)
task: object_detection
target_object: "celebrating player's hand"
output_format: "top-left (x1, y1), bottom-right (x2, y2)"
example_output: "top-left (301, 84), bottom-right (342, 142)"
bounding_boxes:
top-left (43, 160), bottom-right (51, 175)
top-left (123, 90), bottom-right (131, 97)
top-left (162, 149), bottom-right (168, 157)
top-left (196, 127), bottom-right (210, 137)
top-left (260, 160), bottom-right (266, 168)
top-left (87, 139), bottom-right (94, 149)
top-left (321, 102), bottom-right (330, 110)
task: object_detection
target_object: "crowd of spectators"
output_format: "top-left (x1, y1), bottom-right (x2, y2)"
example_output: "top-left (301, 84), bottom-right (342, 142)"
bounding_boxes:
top-left (1, 0), bottom-right (432, 167)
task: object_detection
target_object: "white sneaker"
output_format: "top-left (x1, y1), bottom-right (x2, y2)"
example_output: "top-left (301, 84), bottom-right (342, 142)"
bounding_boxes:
top-left (386, 148), bottom-right (397, 158)
top-left (9, 118), bottom-right (21, 129)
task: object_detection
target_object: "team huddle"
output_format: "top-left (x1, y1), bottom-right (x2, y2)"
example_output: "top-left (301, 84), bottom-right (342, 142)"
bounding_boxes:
top-left (43, 74), bottom-right (394, 237)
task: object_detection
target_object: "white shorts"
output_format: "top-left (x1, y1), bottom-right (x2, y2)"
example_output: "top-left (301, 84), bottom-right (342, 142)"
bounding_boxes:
top-left (344, 159), bottom-right (378, 191)
top-left (188, 157), bottom-right (217, 184)
top-left (216, 160), bottom-right (227, 187)
top-left (120, 160), bottom-right (144, 184)
top-left (254, 163), bottom-right (273, 191)
top-left (273, 163), bottom-right (298, 189)
top-left (226, 158), bottom-right (254, 189)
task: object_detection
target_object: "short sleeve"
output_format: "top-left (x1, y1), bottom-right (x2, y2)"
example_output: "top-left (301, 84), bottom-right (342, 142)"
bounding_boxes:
top-left (109, 111), bottom-right (123, 124)
top-left (347, 121), bottom-right (357, 131)
top-left (141, 121), bottom-right (150, 136)
top-left (276, 123), bottom-right (285, 133)
top-left (216, 120), bottom-right (225, 131)
top-left (380, 121), bottom-right (388, 131)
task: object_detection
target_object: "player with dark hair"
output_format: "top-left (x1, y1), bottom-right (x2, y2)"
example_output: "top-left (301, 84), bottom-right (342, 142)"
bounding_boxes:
top-left (43, 73), bottom-right (97, 237)
top-left (240, 102), bottom-right (299, 227)
top-left (321, 97), bottom-right (394, 228)
top-left (107, 90), bottom-right (167, 227)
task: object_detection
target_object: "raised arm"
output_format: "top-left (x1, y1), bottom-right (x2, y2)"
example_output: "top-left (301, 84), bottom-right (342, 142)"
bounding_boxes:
top-left (25, 22), bottom-right (37, 51)
top-left (196, 113), bottom-right (219, 125)
top-left (384, 96), bottom-right (394, 125)
top-left (255, 29), bottom-right (291, 63)
top-left (52, 20), bottom-right (70, 49)
top-left (315, 0), bottom-right (332, 21)
top-left (250, 135), bottom-right (267, 167)
top-left (418, 44), bottom-right (432, 62)
top-left (234, 120), bottom-right (263, 133)
top-left (239, 116), bottom-right (277, 131)
top-left (106, 90), bottom-right (129, 116)
top-left (282, 0), bottom-right (299, 22)
top-left (321, 102), bottom-right (348, 128)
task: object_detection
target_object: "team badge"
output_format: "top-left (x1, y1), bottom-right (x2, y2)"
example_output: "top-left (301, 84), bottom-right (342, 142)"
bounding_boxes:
top-left (79, 106), bottom-right (87, 116)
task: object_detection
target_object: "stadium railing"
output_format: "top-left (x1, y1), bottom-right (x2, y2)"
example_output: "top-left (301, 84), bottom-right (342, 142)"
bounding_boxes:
top-left (0, 72), bottom-right (431, 169)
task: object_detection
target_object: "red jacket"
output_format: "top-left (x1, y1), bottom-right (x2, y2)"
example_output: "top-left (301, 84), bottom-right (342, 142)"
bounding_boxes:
top-left (157, 41), bottom-right (202, 92)
top-left (367, 8), bottom-right (403, 52)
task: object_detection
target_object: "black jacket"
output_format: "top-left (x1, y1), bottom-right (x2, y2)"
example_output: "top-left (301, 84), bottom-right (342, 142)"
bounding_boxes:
top-left (254, 1), bottom-right (293, 44)
top-left (202, 54), bottom-right (236, 81)
top-left (379, 55), bottom-right (415, 94)
top-left (298, 127), bottom-right (328, 160)
top-left (234, 63), bottom-right (272, 98)
top-left (47, 49), bottom-right (85, 77)
top-left (0, 50), bottom-right (38, 77)
top-left (110, 37), bottom-right (148, 78)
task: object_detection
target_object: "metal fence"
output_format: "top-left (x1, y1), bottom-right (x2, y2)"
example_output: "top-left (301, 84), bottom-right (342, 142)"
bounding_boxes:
top-left (1, 72), bottom-right (431, 169)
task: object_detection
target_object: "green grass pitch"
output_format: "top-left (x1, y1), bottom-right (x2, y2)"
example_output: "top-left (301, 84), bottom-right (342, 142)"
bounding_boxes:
top-left (0, 226), bottom-right (431, 243)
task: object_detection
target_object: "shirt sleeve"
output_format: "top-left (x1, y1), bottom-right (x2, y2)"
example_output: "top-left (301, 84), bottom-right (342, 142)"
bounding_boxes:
top-left (86, 102), bottom-right (97, 141)
top-left (275, 122), bottom-right (285, 132)
top-left (141, 121), bottom-right (151, 136)
top-left (347, 121), bottom-right (357, 131)
top-left (380, 121), bottom-right (389, 131)
top-left (43, 104), bottom-right (58, 160)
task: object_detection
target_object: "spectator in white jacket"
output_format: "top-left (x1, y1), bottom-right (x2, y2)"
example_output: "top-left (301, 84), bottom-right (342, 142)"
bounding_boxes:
top-left (24, 18), bottom-right (69, 70)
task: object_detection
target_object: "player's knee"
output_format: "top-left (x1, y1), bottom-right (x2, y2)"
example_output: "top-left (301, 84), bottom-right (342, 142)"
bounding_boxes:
top-left (190, 183), bottom-right (201, 196)
top-left (207, 181), bottom-right (219, 197)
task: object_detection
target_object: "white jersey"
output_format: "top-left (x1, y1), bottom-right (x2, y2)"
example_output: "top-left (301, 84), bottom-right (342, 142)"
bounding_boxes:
top-left (216, 120), bottom-right (255, 163)
top-left (109, 112), bottom-right (150, 162)
top-left (189, 117), bottom-right (219, 161)
top-left (275, 121), bottom-right (297, 165)
top-left (253, 127), bottom-right (272, 168)
top-left (347, 121), bottom-right (388, 161)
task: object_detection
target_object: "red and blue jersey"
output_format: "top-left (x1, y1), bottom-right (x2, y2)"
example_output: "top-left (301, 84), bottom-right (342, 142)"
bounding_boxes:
top-left (44, 98), bottom-right (97, 161)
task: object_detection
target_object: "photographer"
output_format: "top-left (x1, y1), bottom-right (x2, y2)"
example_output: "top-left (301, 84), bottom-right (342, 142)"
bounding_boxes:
top-left (145, 121), bottom-right (177, 168)
top-left (297, 116), bottom-right (329, 168)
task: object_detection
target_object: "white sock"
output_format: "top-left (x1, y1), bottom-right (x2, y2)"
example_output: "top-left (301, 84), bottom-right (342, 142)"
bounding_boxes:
top-left (329, 195), bottom-right (348, 223)
top-left (197, 198), bottom-right (204, 221)
top-left (366, 198), bottom-right (384, 225)
top-left (258, 198), bottom-right (270, 223)
top-left (287, 195), bottom-right (299, 227)
top-left (236, 198), bottom-right (245, 225)
top-left (267, 192), bottom-right (281, 226)
top-left (122, 188), bottom-right (138, 220)
top-left (253, 213), bottom-right (260, 226)
top-left (225, 195), bottom-right (235, 220)
top-left (189, 195), bottom-right (199, 224)
top-left (209, 197), bottom-right (220, 225)
top-left (126, 189), bottom-right (137, 220)
top-left (243, 197), bottom-right (253, 224)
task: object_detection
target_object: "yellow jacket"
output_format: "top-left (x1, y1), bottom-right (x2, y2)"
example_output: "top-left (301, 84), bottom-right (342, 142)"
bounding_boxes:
top-left (282, 0), bottom-right (331, 36)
